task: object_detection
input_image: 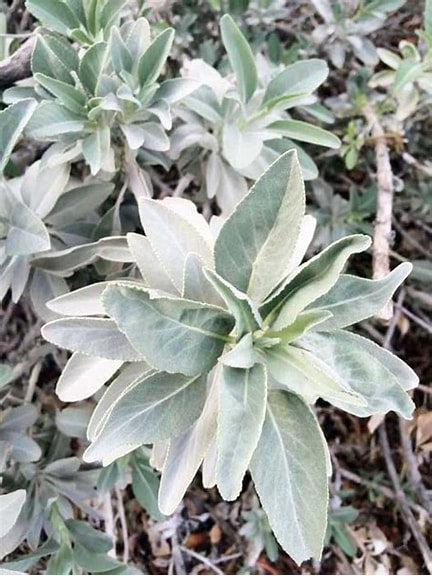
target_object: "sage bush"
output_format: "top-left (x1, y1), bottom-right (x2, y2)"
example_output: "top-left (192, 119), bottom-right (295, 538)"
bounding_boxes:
top-left (0, 0), bottom-right (422, 573)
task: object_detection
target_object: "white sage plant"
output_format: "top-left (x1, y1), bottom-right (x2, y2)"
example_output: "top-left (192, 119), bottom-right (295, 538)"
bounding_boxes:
top-left (171, 14), bottom-right (340, 212)
top-left (41, 150), bottom-right (417, 564)
top-left (6, 13), bottom-right (197, 182)
top-left (0, 157), bottom-right (130, 314)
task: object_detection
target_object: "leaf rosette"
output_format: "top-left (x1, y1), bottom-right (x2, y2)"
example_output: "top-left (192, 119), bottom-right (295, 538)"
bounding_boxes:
top-left (42, 150), bottom-right (417, 564)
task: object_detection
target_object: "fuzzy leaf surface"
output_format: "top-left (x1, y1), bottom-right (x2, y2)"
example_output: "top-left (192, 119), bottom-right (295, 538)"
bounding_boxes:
top-left (214, 150), bottom-right (305, 304)
top-left (250, 390), bottom-right (328, 564)
top-left (216, 364), bottom-right (267, 500)
top-left (102, 285), bottom-right (235, 375)
top-left (298, 331), bottom-right (416, 418)
top-left (309, 262), bottom-right (412, 330)
top-left (264, 235), bottom-right (371, 329)
top-left (84, 371), bottom-right (207, 463)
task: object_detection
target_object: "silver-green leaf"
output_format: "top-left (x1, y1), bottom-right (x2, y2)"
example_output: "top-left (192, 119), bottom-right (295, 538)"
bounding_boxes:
top-left (250, 390), bottom-right (328, 564)
top-left (214, 150), bottom-right (305, 304)
top-left (216, 363), bottom-right (267, 500)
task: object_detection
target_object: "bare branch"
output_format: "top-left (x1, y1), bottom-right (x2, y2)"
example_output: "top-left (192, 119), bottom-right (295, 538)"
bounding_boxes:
top-left (363, 104), bottom-right (394, 321)
top-left (0, 35), bottom-right (35, 88)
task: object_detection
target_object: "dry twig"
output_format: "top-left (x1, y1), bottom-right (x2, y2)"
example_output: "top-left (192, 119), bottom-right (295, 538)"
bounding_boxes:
top-left (0, 35), bottom-right (35, 87)
top-left (378, 424), bottom-right (432, 573)
top-left (363, 104), bottom-right (394, 321)
top-left (115, 487), bottom-right (130, 564)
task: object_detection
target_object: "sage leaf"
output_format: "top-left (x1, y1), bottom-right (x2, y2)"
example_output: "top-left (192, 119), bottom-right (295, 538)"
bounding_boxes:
top-left (56, 353), bottom-right (122, 401)
top-left (298, 331), bottom-right (416, 418)
top-left (137, 28), bottom-right (174, 87)
top-left (158, 371), bottom-right (219, 514)
top-left (216, 364), bottom-right (267, 500)
top-left (79, 42), bottom-right (108, 95)
top-left (48, 282), bottom-right (110, 316)
top-left (214, 150), bottom-right (305, 304)
top-left (182, 253), bottom-right (224, 306)
top-left (0, 491), bottom-right (26, 539)
top-left (220, 14), bottom-right (257, 103)
top-left (6, 204), bottom-right (50, 256)
top-left (268, 309), bottom-right (333, 344)
top-left (32, 236), bottom-right (133, 275)
top-left (132, 456), bottom-right (165, 521)
top-left (219, 333), bottom-right (260, 369)
top-left (42, 318), bottom-right (143, 361)
top-left (264, 234), bottom-right (371, 330)
top-left (250, 390), bottom-right (328, 564)
top-left (84, 372), bottom-right (207, 463)
top-left (102, 284), bottom-right (235, 376)
top-left (265, 344), bottom-right (366, 406)
top-left (25, 102), bottom-right (86, 140)
top-left (204, 268), bottom-right (262, 337)
top-left (269, 120), bottom-right (341, 149)
top-left (26, 0), bottom-right (81, 35)
top-left (263, 59), bottom-right (328, 108)
top-left (127, 233), bottom-right (178, 294)
top-left (309, 262), bottom-right (412, 330)
top-left (0, 100), bottom-right (37, 172)
top-left (32, 35), bottom-right (79, 84)
top-left (138, 198), bottom-right (213, 292)
top-left (87, 363), bottom-right (151, 441)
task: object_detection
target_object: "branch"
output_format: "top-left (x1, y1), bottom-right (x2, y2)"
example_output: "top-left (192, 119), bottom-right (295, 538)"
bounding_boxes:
top-left (363, 104), bottom-right (394, 321)
top-left (0, 36), bottom-right (35, 88)
top-left (379, 424), bottom-right (432, 573)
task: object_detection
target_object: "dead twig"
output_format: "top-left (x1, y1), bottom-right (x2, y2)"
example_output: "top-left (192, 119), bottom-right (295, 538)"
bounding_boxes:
top-left (379, 424), bottom-right (432, 573)
top-left (0, 35), bottom-right (35, 87)
top-left (102, 492), bottom-right (117, 558)
top-left (363, 104), bottom-right (394, 321)
top-left (115, 487), bottom-right (130, 564)
top-left (178, 545), bottom-right (225, 575)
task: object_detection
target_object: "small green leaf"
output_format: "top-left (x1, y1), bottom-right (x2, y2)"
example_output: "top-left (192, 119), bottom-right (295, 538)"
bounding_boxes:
top-left (219, 333), bottom-right (259, 368)
top-left (204, 268), bottom-right (262, 337)
top-left (220, 14), bottom-right (257, 103)
top-left (26, 0), bottom-right (81, 35)
top-left (0, 100), bottom-right (37, 172)
top-left (102, 284), bottom-right (235, 376)
top-left (216, 363), bottom-right (267, 500)
top-left (263, 59), bottom-right (328, 108)
top-left (137, 28), bottom-right (174, 87)
top-left (79, 42), bottom-right (108, 95)
top-left (269, 120), bottom-right (341, 149)
top-left (268, 309), bottom-right (333, 343)
top-left (0, 364), bottom-right (14, 389)
top-left (250, 390), bottom-right (328, 564)
top-left (132, 455), bottom-right (166, 521)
